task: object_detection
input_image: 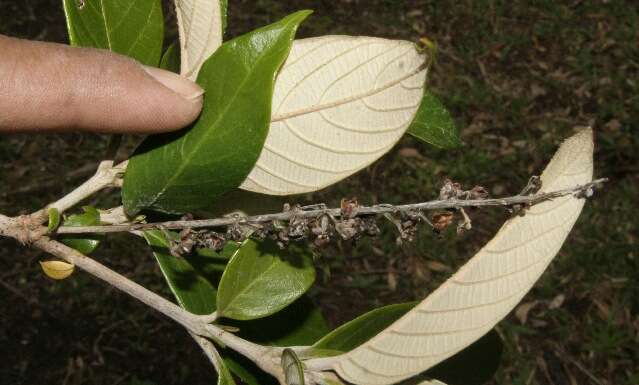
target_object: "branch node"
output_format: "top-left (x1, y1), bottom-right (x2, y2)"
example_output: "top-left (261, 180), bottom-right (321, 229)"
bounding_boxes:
top-left (14, 215), bottom-right (46, 245)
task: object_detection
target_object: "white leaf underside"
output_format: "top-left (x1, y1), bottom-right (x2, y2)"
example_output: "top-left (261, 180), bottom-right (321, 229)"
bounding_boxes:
top-left (330, 129), bottom-right (594, 385)
top-left (174, 0), bottom-right (223, 80)
top-left (240, 36), bottom-right (428, 195)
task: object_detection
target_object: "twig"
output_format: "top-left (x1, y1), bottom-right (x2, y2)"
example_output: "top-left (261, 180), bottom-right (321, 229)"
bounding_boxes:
top-left (31, 160), bottom-right (128, 223)
top-left (191, 333), bottom-right (288, 384)
top-left (55, 179), bottom-right (608, 235)
top-left (192, 332), bottom-right (224, 373)
top-left (33, 235), bottom-right (202, 331)
top-left (200, 311), bottom-right (219, 324)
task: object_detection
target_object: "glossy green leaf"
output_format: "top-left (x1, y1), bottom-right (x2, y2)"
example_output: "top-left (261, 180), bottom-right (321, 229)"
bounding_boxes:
top-left (424, 330), bottom-right (503, 385)
top-left (189, 242), bottom-right (239, 277)
top-left (61, 206), bottom-right (103, 255)
top-left (407, 91), bottom-right (461, 149)
top-left (122, 11), bottom-right (311, 215)
top-left (47, 208), bottom-right (61, 232)
top-left (313, 302), bottom-right (415, 352)
top-left (62, 0), bottom-right (163, 66)
top-left (231, 296), bottom-right (329, 346)
top-left (217, 239), bottom-right (315, 320)
top-left (143, 230), bottom-right (217, 315)
top-left (160, 42), bottom-right (180, 73)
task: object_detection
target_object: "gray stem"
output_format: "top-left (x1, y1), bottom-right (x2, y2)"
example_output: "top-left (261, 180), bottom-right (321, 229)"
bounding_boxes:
top-left (55, 179), bottom-right (607, 235)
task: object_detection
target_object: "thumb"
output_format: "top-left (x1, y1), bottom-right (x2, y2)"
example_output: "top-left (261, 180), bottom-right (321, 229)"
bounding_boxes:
top-left (0, 35), bottom-right (204, 133)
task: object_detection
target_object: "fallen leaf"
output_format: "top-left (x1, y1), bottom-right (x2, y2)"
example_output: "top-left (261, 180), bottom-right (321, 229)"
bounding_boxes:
top-left (40, 260), bottom-right (75, 280)
top-left (399, 148), bottom-right (424, 159)
top-left (548, 294), bottom-right (565, 310)
top-left (425, 261), bottom-right (451, 273)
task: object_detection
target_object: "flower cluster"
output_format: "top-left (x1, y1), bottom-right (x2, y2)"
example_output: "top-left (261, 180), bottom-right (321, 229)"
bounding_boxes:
top-left (164, 179), bottom-right (494, 257)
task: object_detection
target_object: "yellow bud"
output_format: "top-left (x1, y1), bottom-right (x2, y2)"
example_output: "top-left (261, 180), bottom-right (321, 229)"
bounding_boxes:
top-left (40, 260), bottom-right (75, 280)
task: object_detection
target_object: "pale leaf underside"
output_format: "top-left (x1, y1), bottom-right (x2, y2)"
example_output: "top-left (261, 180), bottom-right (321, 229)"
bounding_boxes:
top-left (240, 36), bottom-right (428, 195)
top-left (175, 0), bottom-right (223, 80)
top-left (329, 129), bottom-right (594, 384)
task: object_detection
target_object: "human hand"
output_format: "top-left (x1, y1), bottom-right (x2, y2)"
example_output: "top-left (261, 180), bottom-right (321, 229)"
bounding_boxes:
top-left (0, 34), bottom-right (203, 133)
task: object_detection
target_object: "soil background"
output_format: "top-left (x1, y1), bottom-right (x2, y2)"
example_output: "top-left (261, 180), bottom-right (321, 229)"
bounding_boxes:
top-left (1, 1), bottom-right (637, 385)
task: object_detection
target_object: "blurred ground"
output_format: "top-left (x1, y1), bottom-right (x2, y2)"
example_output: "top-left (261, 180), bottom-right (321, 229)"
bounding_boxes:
top-left (0, 1), bottom-right (637, 385)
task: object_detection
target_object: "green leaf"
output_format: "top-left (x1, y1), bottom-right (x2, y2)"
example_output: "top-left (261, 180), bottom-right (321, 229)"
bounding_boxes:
top-left (143, 230), bottom-right (217, 315)
top-left (407, 91), bottom-right (461, 149)
top-left (424, 329), bottom-right (503, 385)
top-left (47, 208), bottom-right (61, 232)
top-left (60, 206), bottom-right (103, 255)
top-left (213, 348), bottom-right (237, 385)
top-left (222, 298), bottom-right (329, 385)
top-left (62, 0), bottom-right (164, 66)
top-left (224, 353), bottom-right (279, 385)
top-left (231, 296), bottom-right (329, 346)
top-left (313, 302), bottom-right (415, 352)
top-left (216, 239), bottom-right (315, 320)
top-left (159, 42), bottom-right (180, 73)
top-left (121, 11), bottom-right (311, 215)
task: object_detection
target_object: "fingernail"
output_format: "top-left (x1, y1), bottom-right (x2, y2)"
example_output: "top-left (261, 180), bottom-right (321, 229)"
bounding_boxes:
top-left (142, 65), bottom-right (204, 101)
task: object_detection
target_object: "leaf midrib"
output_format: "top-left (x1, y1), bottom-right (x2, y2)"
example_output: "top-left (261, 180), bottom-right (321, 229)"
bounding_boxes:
top-left (271, 54), bottom-right (425, 122)
top-left (220, 255), bottom-right (288, 316)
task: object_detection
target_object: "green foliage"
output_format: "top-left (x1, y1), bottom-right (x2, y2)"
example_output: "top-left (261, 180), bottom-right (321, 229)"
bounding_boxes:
top-left (143, 230), bottom-right (217, 315)
top-left (314, 302), bottom-right (414, 352)
top-left (62, 0), bottom-right (163, 66)
top-left (408, 90), bottom-right (461, 149)
top-left (60, 206), bottom-right (103, 254)
top-left (217, 239), bottom-right (315, 320)
top-left (223, 297), bottom-right (329, 385)
top-left (231, 296), bottom-right (329, 346)
top-left (47, 208), bottom-right (60, 232)
top-left (224, 356), bottom-right (268, 385)
top-left (213, 349), bottom-right (237, 385)
top-left (121, 11), bottom-right (311, 215)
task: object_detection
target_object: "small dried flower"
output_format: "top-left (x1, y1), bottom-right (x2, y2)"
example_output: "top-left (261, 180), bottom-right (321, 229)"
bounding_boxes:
top-left (470, 186), bottom-right (489, 200)
top-left (439, 178), bottom-right (459, 200)
top-left (432, 212), bottom-right (454, 233)
top-left (340, 198), bottom-right (359, 219)
top-left (335, 219), bottom-right (359, 240)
